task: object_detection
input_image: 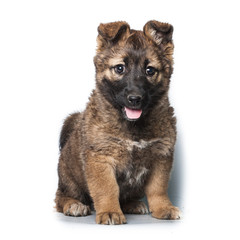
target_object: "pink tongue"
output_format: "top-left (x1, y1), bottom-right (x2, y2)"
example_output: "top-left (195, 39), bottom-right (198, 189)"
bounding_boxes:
top-left (125, 107), bottom-right (142, 119)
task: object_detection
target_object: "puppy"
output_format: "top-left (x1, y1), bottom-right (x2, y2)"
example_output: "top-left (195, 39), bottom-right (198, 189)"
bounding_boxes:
top-left (55, 20), bottom-right (180, 224)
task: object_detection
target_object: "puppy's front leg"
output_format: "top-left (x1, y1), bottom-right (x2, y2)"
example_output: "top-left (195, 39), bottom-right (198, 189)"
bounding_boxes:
top-left (85, 154), bottom-right (126, 225)
top-left (145, 155), bottom-right (181, 220)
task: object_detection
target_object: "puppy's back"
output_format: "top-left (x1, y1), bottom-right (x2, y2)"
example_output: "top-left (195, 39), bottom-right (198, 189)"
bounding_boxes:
top-left (59, 112), bottom-right (81, 150)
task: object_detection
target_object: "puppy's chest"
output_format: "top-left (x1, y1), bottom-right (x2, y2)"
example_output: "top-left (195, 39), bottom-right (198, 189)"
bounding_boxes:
top-left (115, 137), bottom-right (169, 187)
top-left (116, 157), bottom-right (149, 187)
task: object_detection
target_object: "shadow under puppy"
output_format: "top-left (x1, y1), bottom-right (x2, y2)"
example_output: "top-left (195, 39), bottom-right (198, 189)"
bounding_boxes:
top-left (55, 20), bottom-right (181, 224)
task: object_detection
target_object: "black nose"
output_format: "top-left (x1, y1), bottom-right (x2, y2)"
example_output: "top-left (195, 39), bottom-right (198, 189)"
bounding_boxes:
top-left (127, 95), bottom-right (142, 106)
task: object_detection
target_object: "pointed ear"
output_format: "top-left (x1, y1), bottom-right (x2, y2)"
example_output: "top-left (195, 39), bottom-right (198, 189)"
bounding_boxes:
top-left (97, 21), bottom-right (130, 51)
top-left (144, 21), bottom-right (174, 78)
top-left (143, 20), bottom-right (173, 46)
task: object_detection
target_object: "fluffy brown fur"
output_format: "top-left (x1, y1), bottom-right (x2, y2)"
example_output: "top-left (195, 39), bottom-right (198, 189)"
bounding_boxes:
top-left (55, 20), bottom-right (180, 224)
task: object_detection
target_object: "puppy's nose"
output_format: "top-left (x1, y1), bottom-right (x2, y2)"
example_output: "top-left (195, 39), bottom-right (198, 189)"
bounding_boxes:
top-left (127, 95), bottom-right (142, 106)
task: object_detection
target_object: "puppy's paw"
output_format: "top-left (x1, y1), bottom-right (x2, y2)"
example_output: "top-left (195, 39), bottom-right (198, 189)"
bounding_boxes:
top-left (151, 206), bottom-right (181, 220)
top-left (63, 200), bottom-right (91, 217)
top-left (96, 212), bottom-right (127, 225)
top-left (122, 201), bottom-right (149, 214)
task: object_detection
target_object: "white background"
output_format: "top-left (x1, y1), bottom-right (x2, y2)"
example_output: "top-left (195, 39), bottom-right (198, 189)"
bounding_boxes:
top-left (1, 0), bottom-right (240, 239)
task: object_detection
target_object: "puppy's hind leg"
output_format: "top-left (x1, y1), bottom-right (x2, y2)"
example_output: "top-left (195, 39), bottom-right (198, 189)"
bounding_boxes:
top-left (55, 191), bottom-right (91, 217)
top-left (121, 200), bottom-right (149, 214)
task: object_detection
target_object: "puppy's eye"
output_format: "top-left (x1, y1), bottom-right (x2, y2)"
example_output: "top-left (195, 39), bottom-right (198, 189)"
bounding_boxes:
top-left (146, 66), bottom-right (156, 76)
top-left (114, 64), bottom-right (125, 74)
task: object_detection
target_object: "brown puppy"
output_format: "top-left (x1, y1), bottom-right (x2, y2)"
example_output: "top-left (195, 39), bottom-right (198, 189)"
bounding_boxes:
top-left (55, 20), bottom-right (180, 224)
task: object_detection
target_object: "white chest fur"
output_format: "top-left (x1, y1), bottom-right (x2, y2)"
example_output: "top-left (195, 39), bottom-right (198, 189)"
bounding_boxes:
top-left (124, 166), bottom-right (148, 185)
top-left (125, 138), bottom-right (161, 151)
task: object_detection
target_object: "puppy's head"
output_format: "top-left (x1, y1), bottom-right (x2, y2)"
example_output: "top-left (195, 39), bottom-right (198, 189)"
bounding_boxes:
top-left (94, 21), bottom-right (174, 121)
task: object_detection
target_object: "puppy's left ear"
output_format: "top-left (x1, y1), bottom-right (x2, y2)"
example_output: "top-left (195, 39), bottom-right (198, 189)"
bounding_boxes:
top-left (144, 21), bottom-right (174, 77)
top-left (143, 20), bottom-right (173, 46)
top-left (97, 21), bottom-right (130, 52)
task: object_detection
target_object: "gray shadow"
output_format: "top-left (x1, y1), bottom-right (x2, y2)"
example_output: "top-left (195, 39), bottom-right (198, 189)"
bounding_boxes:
top-left (168, 131), bottom-right (184, 209)
top-left (55, 211), bottom-right (181, 225)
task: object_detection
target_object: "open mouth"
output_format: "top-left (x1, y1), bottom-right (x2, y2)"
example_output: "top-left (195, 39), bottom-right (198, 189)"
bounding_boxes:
top-left (123, 107), bottom-right (142, 121)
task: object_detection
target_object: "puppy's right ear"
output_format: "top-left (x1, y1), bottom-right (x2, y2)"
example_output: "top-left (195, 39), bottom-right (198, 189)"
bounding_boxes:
top-left (97, 21), bottom-right (130, 52)
top-left (143, 20), bottom-right (173, 46)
